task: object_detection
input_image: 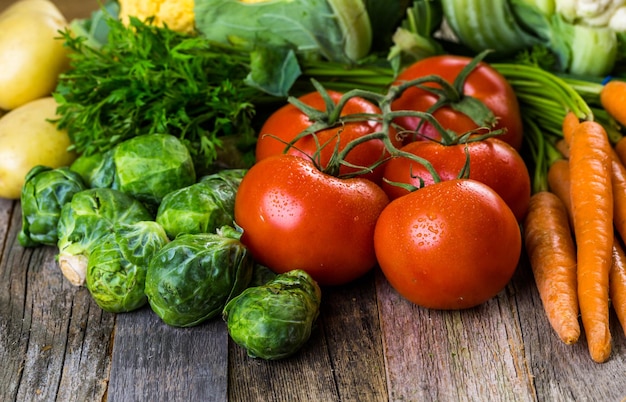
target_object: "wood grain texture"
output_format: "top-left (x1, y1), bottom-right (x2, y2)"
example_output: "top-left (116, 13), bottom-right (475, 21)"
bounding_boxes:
top-left (0, 200), bottom-right (113, 402)
top-left (1, 1), bottom-right (626, 401)
top-left (108, 308), bottom-right (228, 402)
top-left (228, 272), bottom-right (387, 402)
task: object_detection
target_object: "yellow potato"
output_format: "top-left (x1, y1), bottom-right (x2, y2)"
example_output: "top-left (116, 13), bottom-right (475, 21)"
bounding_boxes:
top-left (0, 0), bottom-right (70, 110)
top-left (0, 97), bottom-right (77, 199)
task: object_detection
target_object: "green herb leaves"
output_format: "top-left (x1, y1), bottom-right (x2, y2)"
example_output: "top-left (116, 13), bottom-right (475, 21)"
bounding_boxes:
top-left (54, 16), bottom-right (261, 174)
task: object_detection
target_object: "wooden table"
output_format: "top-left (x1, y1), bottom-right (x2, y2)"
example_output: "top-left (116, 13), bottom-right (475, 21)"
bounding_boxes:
top-left (1, 1), bottom-right (626, 401)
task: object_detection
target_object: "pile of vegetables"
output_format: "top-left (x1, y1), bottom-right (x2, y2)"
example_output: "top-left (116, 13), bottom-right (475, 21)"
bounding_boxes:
top-left (3, 0), bottom-right (626, 362)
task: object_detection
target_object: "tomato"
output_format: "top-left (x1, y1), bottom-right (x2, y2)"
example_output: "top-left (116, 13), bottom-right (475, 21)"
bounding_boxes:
top-left (381, 138), bottom-right (531, 221)
top-left (390, 55), bottom-right (524, 150)
top-left (234, 154), bottom-right (390, 286)
top-left (374, 179), bottom-right (522, 310)
top-left (255, 90), bottom-right (401, 184)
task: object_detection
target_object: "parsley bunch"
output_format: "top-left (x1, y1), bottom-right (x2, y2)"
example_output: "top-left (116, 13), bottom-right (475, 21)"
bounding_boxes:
top-left (54, 16), bottom-right (264, 173)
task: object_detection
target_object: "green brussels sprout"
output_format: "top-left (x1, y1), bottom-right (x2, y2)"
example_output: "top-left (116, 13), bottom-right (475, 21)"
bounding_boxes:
top-left (223, 269), bottom-right (322, 360)
top-left (69, 134), bottom-right (196, 210)
top-left (198, 168), bottom-right (247, 186)
top-left (113, 134), bottom-right (196, 208)
top-left (70, 150), bottom-right (115, 189)
top-left (19, 165), bottom-right (87, 247)
top-left (57, 188), bottom-right (153, 286)
top-left (145, 227), bottom-right (254, 327)
top-left (87, 221), bottom-right (169, 313)
top-left (156, 169), bottom-right (247, 239)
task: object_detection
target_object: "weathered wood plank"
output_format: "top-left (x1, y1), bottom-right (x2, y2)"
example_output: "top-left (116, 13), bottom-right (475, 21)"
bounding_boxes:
top-left (107, 306), bottom-right (229, 402)
top-left (376, 265), bottom-right (537, 402)
top-left (319, 272), bottom-right (388, 401)
top-left (229, 271), bottom-right (387, 401)
top-left (512, 259), bottom-right (626, 401)
top-left (378, 258), bottom-right (626, 402)
top-left (0, 201), bottom-right (113, 402)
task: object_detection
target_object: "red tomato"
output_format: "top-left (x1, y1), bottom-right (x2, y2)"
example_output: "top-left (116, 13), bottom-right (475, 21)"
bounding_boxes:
top-left (381, 138), bottom-right (531, 221)
top-left (390, 55), bottom-right (524, 150)
top-left (374, 179), bottom-right (522, 310)
top-left (255, 90), bottom-right (401, 184)
top-left (234, 154), bottom-right (390, 286)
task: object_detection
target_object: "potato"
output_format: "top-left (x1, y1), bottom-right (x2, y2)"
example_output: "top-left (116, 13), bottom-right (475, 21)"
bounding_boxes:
top-left (0, 0), bottom-right (70, 110)
top-left (0, 97), bottom-right (77, 199)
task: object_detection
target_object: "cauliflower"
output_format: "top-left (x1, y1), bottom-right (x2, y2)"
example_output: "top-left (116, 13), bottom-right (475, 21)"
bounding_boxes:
top-left (556, 0), bottom-right (626, 26)
top-left (118, 0), bottom-right (195, 34)
top-left (610, 6), bottom-right (626, 30)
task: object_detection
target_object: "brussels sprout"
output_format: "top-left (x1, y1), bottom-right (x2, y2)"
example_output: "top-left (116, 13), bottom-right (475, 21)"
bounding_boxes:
top-left (57, 188), bottom-right (153, 286)
top-left (19, 165), bottom-right (87, 247)
top-left (223, 269), bottom-right (322, 360)
top-left (156, 169), bottom-right (247, 238)
top-left (113, 134), bottom-right (196, 208)
top-left (199, 168), bottom-right (247, 186)
top-left (70, 150), bottom-right (115, 189)
top-left (87, 221), bottom-right (169, 313)
top-left (145, 227), bottom-right (254, 327)
top-left (69, 134), bottom-right (196, 210)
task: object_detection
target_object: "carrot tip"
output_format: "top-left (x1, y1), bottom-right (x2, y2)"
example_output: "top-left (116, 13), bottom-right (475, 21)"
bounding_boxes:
top-left (589, 341), bottom-right (612, 364)
top-left (561, 334), bottom-right (580, 345)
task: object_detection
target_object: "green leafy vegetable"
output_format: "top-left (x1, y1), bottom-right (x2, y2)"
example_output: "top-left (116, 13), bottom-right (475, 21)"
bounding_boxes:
top-left (54, 16), bottom-right (262, 174)
top-left (70, 134), bottom-right (197, 211)
top-left (112, 134), bottom-right (197, 209)
top-left (19, 166), bottom-right (87, 247)
top-left (387, 0), bottom-right (445, 70)
top-left (68, 0), bottom-right (119, 49)
top-left (145, 227), bottom-right (254, 327)
top-left (56, 188), bottom-right (153, 286)
top-left (87, 221), bottom-right (169, 313)
top-left (70, 150), bottom-right (116, 189)
top-left (440, 0), bottom-right (626, 76)
top-left (193, 0), bottom-right (372, 64)
top-left (156, 169), bottom-right (246, 239)
top-left (223, 269), bottom-right (322, 360)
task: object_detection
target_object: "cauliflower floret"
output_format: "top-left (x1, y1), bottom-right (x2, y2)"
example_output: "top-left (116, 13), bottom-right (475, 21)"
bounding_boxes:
top-left (556, 0), bottom-right (626, 26)
top-left (118, 0), bottom-right (195, 34)
top-left (609, 6), bottom-right (626, 31)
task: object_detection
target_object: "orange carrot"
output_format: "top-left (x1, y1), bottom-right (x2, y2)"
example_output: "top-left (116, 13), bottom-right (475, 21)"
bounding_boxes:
top-left (555, 138), bottom-right (570, 159)
top-left (524, 191), bottom-right (580, 344)
top-left (547, 159), bottom-right (574, 224)
top-left (547, 156), bottom-right (626, 341)
top-left (614, 136), bottom-right (626, 168)
top-left (610, 150), bottom-right (626, 244)
top-left (610, 237), bottom-right (626, 337)
top-left (562, 111), bottom-right (581, 145)
top-left (556, 131), bottom-right (626, 245)
top-left (568, 120), bottom-right (613, 363)
top-left (600, 80), bottom-right (626, 127)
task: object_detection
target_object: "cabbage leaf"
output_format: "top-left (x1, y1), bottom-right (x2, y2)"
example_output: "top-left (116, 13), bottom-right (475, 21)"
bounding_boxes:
top-left (194, 0), bottom-right (366, 64)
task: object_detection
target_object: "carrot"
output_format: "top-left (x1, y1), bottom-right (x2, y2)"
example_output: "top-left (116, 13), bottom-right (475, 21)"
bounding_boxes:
top-left (556, 128), bottom-right (626, 245)
top-left (547, 156), bottom-right (626, 341)
top-left (524, 191), bottom-right (580, 344)
top-left (547, 159), bottom-right (574, 224)
top-left (600, 80), bottom-right (626, 127)
top-left (562, 111), bottom-right (580, 145)
top-left (610, 150), bottom-right (626, 244)
top-left (568, 120), bottom-right (613, 363)
top-left (614, 136), bottom-right (626, 168)
top-left (610, 237), bottom-right (626, 337)
top-left (555, 138), bottom-right (570, 159)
